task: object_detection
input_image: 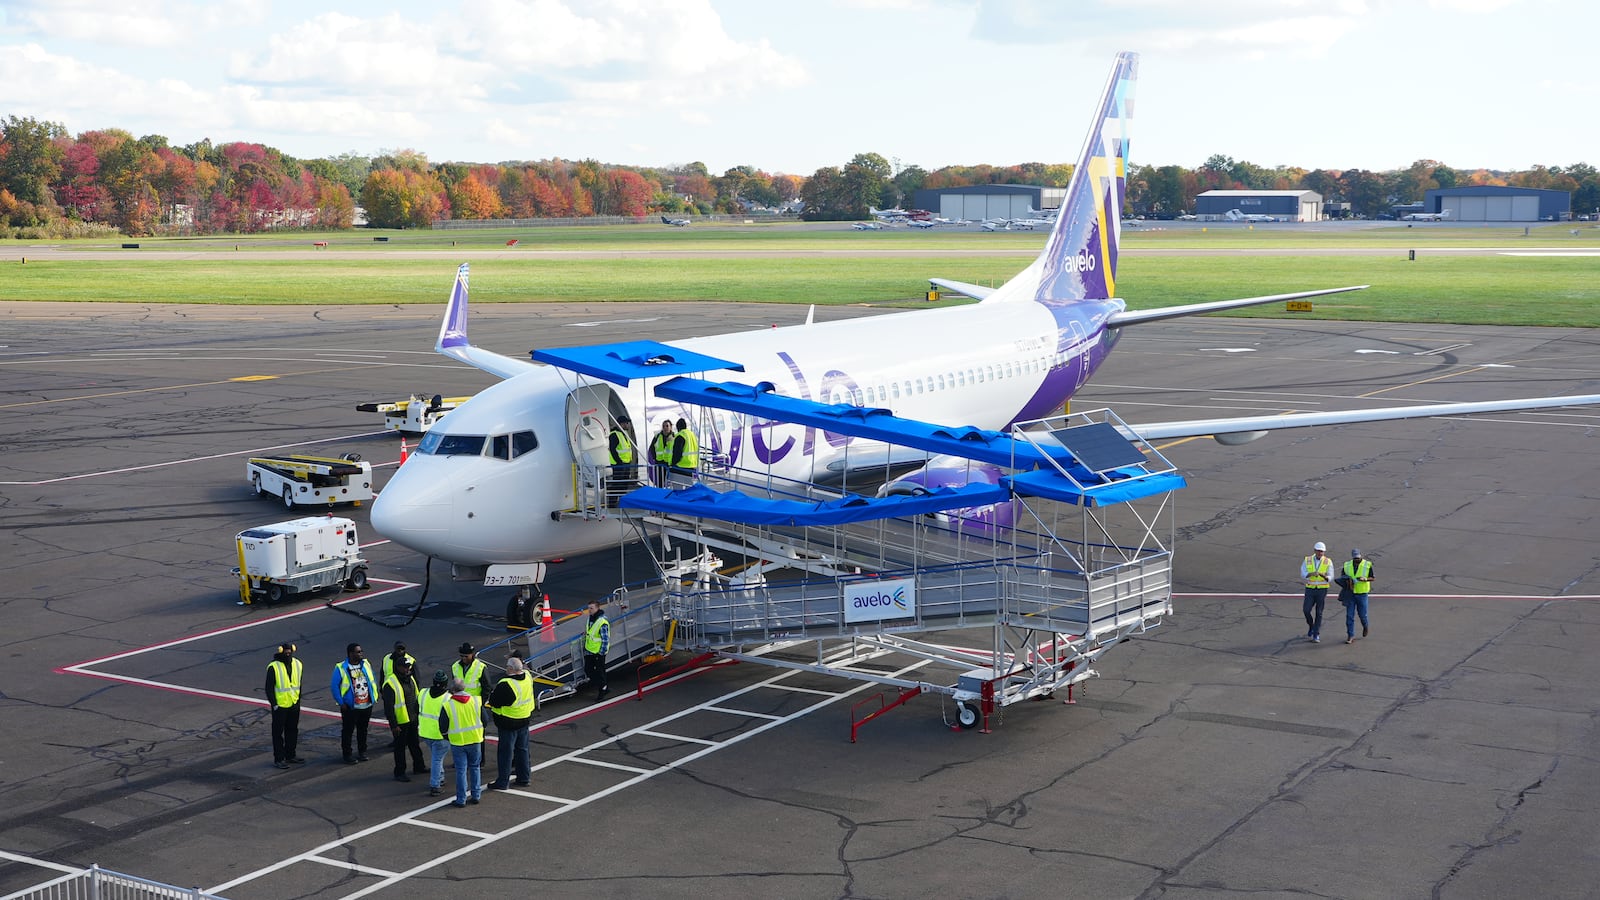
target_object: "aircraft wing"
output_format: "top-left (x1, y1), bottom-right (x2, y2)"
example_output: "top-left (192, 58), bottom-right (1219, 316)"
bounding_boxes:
top-left (1124, 394), bottom-right (1600, 445)
top-left (436, 263), bottom-right (541, 380)
top-left (1105, 285), bottom-right (1368, 328)
top-left (928, 278), bottom-right (996, 300)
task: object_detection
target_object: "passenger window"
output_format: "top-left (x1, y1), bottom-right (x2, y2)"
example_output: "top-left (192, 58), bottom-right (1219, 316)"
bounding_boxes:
top-left (491, 434), bottom-right (510, 460)
top-left (891, 383), bottom-right (901, 399)
top-left (915, 378), bottom-right (924, 394)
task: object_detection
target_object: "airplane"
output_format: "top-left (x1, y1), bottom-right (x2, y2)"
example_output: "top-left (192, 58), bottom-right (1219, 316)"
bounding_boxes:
top-left (1401, 209), bottom-right (1451, 222)
top-left (660, 215), bottom-right (691, 227)
top-left (372, 51), bottom-right (1600, 578)
top-left (906, 219), bottom-right (936, 229)
top-left (851, 221), bottom-right (885, 230)
top-left (1224, 208), bottom-right (1278, 223)
top-left (868, 206), bottom-right (909, 221)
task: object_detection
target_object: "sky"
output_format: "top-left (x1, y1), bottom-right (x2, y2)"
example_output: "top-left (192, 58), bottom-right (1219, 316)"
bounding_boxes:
top-left (2, 0), bottom-right (1597, 177)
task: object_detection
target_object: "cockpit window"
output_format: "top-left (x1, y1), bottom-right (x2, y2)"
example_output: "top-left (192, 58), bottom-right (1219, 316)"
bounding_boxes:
top-left (432, 434), bottom-right (487, 456)
top-left (490, 434), bottom-right (510, 460)
top-left (511, 430), bottom-right (538, 458)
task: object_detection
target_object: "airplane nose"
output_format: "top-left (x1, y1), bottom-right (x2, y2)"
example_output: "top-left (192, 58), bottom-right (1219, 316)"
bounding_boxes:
top-left (371, 459), bottom-right (452, 553)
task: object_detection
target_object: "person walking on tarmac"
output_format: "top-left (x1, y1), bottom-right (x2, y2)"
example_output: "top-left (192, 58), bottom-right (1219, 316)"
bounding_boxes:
top-left (650, 419), bottom-right (675, 487)
top-left (441, 677), bottom-right (484, 808)
top-left (670, 416), bottom-right (699, 486)
top-left (265, 642), bottom-right (304, 769)
top-left (583, 599), bottom-right (611, 701)
top-left (607, 415), bottom-right (636, 502)
top-left (486, 656), bottom-right (537, 790)
top-left (1301, 541), bottom-right (1333, 643)
top-left (331, 643), bottom-right (376, 764)
top-left (1341, 549), bottom-right (1376, 644)
top-left (381, 654), bottom-right (427, 782)
top-left (417, 670), bottom-right (451, 797)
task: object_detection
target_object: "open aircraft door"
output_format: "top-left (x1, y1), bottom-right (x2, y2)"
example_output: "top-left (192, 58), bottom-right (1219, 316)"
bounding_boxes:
top-left (566, 384), bottom-right (632, 509)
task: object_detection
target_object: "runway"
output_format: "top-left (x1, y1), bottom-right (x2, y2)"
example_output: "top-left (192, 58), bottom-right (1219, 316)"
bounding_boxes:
top-left (2, 301), bottom-right (1599, 899)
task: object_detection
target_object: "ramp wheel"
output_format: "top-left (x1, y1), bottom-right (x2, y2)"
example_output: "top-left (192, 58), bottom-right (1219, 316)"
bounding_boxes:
top-left (264, 583), bottom-right (286, 603)
top-left (956, 702), bottom-right (981, 730)
top-left (282, 487), bottom-right (295, 509)
top-left (346, 568), bottom-right (369, 591)
top-left (252, 473), bottom-right (264, 496)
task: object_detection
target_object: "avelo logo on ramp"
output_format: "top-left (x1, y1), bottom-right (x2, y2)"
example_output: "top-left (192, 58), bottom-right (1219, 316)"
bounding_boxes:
top-left (843, 577), bottom-right (917, 624)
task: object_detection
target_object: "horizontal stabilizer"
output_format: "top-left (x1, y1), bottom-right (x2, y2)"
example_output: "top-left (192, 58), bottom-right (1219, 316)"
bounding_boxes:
top-left (929, 278), bottom-right (996, 300)
top-left (1105, 285), bottom-right (1369, 328)
top-left (1125, 394), bottom-right (1600, 443)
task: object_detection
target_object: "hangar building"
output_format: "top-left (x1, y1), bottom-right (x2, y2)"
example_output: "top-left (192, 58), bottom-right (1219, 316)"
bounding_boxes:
top-left (1195, 190), bottom-right (1323, 222)
top-left (912, 184), bottom-right (1066, 221)
top-left (1420, 186), bottom-right (1570, 222)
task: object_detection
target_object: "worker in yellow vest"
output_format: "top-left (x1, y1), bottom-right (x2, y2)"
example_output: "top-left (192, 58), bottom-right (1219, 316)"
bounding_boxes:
top-left (607, 415), bottom-right (637, 503)
top-left (670, 416), bottom-right (699, 486)
top-left (1340, 548), bottom-right (1376, 644)
top-left (452, 641), bottom-right (488, 758)
top-left (264, 642), bottom-right (303, 769)
top-left (583, 598), bottom-right (612, 701)
top-left (382, 640), bottom-right (415, 683)
top-left (417, 670), bottom-right (451, 798)
top-left (380, 654), bottom-right (427, 782)
top-left (486, 656), bottom-right (537, 790)
top-left (1301, 541), bottom-right (1332, 643)
top-left (650, 419), bottom-right (675, 487)
top-left (330, 643), bottom-right (376, 764)
top-left (442, 677), bottom-right (484, 807)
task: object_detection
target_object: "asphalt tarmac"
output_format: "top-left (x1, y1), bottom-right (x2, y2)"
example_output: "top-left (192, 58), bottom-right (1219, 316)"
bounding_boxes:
top-left (2, 300), bottom-right (1598, 899)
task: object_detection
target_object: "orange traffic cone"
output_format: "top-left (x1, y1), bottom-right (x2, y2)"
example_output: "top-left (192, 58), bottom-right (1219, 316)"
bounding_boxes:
top-left (539, 594), bottom-right (556, 643)
top-left (399, 436), bottom-right (409, 464)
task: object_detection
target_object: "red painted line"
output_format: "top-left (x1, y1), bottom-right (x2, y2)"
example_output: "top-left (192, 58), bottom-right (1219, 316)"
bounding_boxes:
top-left (1177, 592), bottom-right (1600, 600)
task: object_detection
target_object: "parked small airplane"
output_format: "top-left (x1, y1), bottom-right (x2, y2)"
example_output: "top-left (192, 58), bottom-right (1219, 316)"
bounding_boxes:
top-left (1224, 209), bottom-right (1278, 223)
top-left (660, 215), bottom-right (691, 226)
top-left (1401, 209), bottom-right (1451, 221)
top-left (869, 206), bottom-right (909, 221)
top-left (372, 52), bottom-right (1600, 576)
top-left (852, 221), bottom-right (884, 230)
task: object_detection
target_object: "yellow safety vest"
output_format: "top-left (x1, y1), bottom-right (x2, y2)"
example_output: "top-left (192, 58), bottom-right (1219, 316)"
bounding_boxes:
top-left (444, 696), bottom-right (485, 746)
top-left (491, 673), bottom-right (537, 719)
top-left (1344, 559), bottom-right (1373, 594)
top-left (382, 652), bottom-right (415, 683)
top-left (652, 433), bottom-right (674, 463)
top-left (382, 672), bottom-right (416, 725)
top-left (335, 660), bottom-right (376, 707)
top-left (1303, 555), bottom-right (1331, 588)
top-left (418, 691), bottom-right (448, 741)
top-left (610, 429), bottom-right (633, 464)
top-left (585, 614), bottom-right (609, 654)
top-left (268, 658), bottom-right (302, 708)
top-left (676, 428), bottom-right (699, 469)
top-left (452, 657), bottom-right (486, 698)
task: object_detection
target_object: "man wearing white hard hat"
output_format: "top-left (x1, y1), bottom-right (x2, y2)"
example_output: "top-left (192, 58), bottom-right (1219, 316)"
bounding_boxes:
top-left (1300, 541), bottom-right (1333, 643)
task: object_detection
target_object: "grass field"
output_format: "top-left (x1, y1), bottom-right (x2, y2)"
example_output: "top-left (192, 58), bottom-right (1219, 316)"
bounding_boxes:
top-left (4, 222), bottom-right (1598, 326)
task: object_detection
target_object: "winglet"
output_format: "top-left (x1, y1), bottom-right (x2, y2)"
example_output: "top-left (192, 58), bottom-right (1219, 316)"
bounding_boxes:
top-left (1035, 51), bottom-right (1139, 303)
top-left (437, 263), bottom-right (471, 352)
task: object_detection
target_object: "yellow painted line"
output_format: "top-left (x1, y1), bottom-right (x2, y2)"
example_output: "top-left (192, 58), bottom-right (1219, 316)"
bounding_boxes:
top-left (0, 364), bottom-right (378, 410)
top-left (230, 375), bottom-right (280, 382)
top-left (1357, 366), bottom-right (1490, 399)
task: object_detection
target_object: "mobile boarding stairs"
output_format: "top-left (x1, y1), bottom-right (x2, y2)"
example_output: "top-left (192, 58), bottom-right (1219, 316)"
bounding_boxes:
top-left (522, 342), bottom-right (1186, 733)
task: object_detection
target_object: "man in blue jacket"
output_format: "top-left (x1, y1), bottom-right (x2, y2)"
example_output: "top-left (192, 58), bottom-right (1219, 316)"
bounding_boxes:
top-left (331, 643), bottom-right (377, 764)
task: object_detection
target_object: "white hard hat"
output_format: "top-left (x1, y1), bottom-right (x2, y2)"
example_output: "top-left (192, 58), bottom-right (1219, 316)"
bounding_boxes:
top-left (1312, 541), bottom-right (1326, 551)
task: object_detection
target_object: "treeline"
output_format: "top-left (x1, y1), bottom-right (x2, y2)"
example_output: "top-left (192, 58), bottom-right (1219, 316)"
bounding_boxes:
top-left (5, 113), bottom-right (1598, 237)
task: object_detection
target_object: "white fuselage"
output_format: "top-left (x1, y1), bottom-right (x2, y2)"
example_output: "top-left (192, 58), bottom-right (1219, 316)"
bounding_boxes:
top-left (372, 299), bottom-right (1116, 567)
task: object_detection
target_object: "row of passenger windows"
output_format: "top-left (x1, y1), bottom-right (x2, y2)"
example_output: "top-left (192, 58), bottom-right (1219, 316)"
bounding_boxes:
top-left (839, 353), bottom-right (1065, 406)
top-left (416, 430), bottom-right (539, 460)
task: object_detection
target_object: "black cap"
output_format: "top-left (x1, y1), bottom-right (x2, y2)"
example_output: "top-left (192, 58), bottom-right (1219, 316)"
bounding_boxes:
top-left (432, 669), bottom-right (448, 688)
top-left (393, 640), bottom-right (406, 651)
top-left (458, 642), bottom-right (475, 654)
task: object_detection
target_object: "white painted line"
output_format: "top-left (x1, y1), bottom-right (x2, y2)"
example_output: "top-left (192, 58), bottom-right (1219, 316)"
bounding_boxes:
top-left (0, 430), bottom-right (390, 485)
top-left (759, 684), bottom-right (839, 697)
top-left (0, 849), bottom-right (81, 874)
top-left (568, 757), bottom-right (654, 774)
top-left (1414, 343), bottom-right (1471, 356)
top-left (303, 856), bottom-right (400, 878)
top-left (403, 818), bottom-right (495, 839)
top-left (702, 705), bottom-right (785, 719)
top-left (634, 729), bottom-right (719, 746)
top-left (498, 788), bottom-right (576, 804)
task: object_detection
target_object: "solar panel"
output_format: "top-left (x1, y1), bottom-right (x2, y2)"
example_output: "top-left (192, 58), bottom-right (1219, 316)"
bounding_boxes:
top-left (1049, 422), bottom-right (1147, 473)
